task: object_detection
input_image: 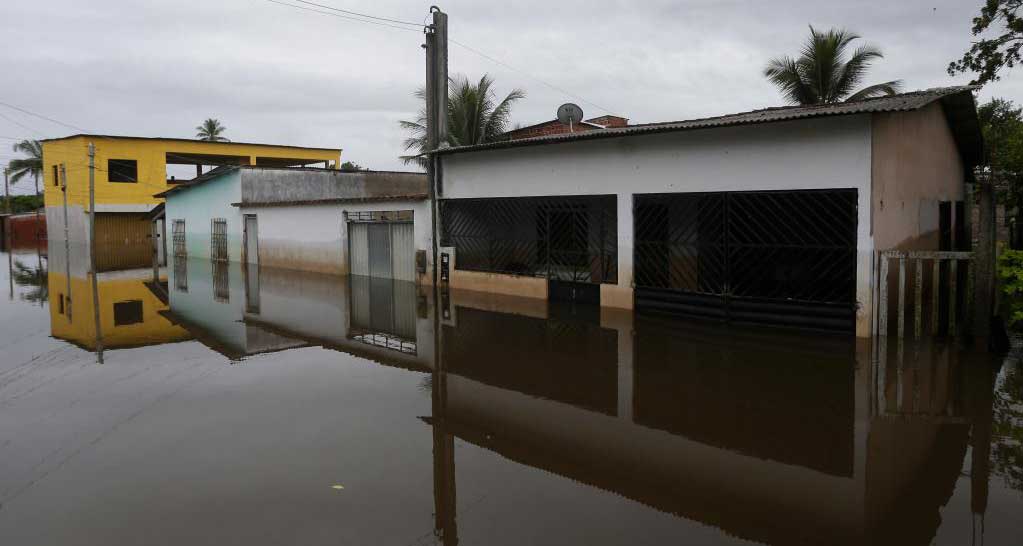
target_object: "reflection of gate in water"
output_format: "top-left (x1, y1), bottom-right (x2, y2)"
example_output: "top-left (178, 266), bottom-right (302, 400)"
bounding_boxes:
top-left (348, 276), bottom-right (417, 354)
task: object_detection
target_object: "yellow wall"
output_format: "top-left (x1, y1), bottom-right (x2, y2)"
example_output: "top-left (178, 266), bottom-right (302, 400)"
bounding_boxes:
top-left (49, 272), bottom-right (191, 350)
top-left (41, 135), bottom-right (341, 209)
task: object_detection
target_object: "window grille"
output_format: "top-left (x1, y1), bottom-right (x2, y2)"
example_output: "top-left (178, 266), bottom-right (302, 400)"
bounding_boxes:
top-left (211, 218), bottom-right (228, 262)
top-left (346, 210), bottom-right (413, 223)
top-left (350, 330), bottom-right (417, 354)
top-left (172, 220), bottom-right (186, 257)
top-left (439, 196), bottom-right (617, 283)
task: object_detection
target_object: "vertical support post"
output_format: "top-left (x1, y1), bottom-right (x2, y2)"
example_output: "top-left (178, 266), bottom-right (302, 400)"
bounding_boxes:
top-left (60, 164), bottom-right (71, 323)
top-left (949, 259), bottom-right (958, 336)
top-left (974, 180), bottom-right (995, 348)
top-left (897, 255), bottom-right (906, 338)
top-left (426, 7), bottom-right (448, 290)
top-left (152, 218), bottom-right (160, 283)
top-left (878, 253), bottom-right (889, 337)
top-left (932, 259), bottom-right (940, 334)
top-left (3, 167), bottom-right (9, 214)
top-left (914, 258), bottom-right (923, 339)
top-left (88, 143), bottom-right (104, 363)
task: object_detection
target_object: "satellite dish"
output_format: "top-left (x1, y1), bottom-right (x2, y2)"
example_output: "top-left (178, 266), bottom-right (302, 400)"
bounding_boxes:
top-left (557, 103), bottom-right (584, 132)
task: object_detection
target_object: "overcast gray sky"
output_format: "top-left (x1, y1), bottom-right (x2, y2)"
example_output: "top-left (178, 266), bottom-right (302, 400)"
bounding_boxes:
top-left (2, 0), bottom-right (1020, 191)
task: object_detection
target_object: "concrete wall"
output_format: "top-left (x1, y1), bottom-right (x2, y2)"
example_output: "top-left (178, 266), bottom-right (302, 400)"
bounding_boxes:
top-left (242, 169), bottom-right (427, 204)
top-left (871, 103), bottom-right (966, 250)
top-left (440, 115), bottom-right (875, 332)
top-left (165, 171), bottom-right (243, 260)
top-left (239, 199), bottom-right (433, 280)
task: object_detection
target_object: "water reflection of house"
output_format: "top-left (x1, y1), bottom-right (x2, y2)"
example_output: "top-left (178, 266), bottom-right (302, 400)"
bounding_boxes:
top-left (41, 135), bottom-right (341, 271)
top-left (426, 297), bottom-right (993, 546)
top-left (46, 243), bottom-right (189, 350)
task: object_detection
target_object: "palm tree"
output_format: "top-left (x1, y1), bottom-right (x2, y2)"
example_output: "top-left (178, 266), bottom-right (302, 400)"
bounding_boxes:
top-left (8, 139), bottom-right (43, 198)
top-left (764, 26), bottom-right (902, 105)
top-left (195, 118), bottom-right (229, 142)
top-left (400, 74), bottom-right (525, 166)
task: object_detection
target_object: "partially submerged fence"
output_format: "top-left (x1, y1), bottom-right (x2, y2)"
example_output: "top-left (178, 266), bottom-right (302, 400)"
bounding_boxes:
top-left (877, 250), bottom-right (973, 338)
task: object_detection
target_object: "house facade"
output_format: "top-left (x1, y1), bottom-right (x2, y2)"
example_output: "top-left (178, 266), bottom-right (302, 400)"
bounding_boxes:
top-left (161, 166), bottom-right (430, 280)
top-left (41, 134), bottom-right (341, 270)
top-left (433, 87), bottom-right (983, 337)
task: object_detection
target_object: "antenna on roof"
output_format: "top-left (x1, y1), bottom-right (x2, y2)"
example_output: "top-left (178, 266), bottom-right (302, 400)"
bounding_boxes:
top-left (557, 103), bottom-right (584, 133)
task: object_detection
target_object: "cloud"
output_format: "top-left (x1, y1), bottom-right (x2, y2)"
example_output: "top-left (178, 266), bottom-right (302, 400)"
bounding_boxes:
top-left (0, 0), bottom-right (1019, 179)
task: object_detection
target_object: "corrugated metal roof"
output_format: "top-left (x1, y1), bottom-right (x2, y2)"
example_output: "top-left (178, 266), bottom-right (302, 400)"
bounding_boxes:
top-left (433, 86), bottom-right (983, 164)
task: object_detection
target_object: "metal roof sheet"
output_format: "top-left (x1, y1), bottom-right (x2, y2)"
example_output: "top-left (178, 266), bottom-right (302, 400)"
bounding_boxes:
top-left (433, 86), bottom-right (983, 165)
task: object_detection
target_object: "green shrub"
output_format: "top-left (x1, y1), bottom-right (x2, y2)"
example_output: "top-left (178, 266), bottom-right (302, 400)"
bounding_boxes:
top-left (999, 249), bottom-right (1023, 328)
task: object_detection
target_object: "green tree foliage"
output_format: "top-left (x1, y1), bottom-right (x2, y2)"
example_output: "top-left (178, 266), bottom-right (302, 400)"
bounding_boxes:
top-left (764, 26), bottom-right (901, 105)
top-left (339, 161), bottom-right (363, 172)
top-left (400, 74), bottom-right (525, 166)
top-left (949, 0), bottom-right (1023, 85)
top-left (5, 194), bottom-right (43, 213)
top-left (7, 139), bottom-right (43, 195)
top-left (195, 118), bottom-right (229, 142)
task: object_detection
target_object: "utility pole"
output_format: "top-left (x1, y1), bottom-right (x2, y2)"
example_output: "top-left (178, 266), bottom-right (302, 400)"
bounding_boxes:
top-left (3, 166), bottom-right (9, 214)
top-left (426, 6), bottom-right (448, 288)
top-left (88, 143), bottom-right (104, 363)
top-left (61, 164), bottom-right (72, 323)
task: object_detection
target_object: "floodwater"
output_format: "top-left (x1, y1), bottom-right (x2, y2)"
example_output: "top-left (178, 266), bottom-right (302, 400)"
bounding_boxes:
top-left (1, 245), bottom-right (1021, 546)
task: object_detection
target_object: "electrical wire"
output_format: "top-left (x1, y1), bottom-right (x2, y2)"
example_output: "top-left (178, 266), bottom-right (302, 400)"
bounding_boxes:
top-left (448, 38), bottom-right (618, 116)
top-left (0, 111), bottom-right (48, 138)
top-left (291, 0), bottom-right (421, 27)
top-left (260, 0), bottom-right (619, 115)
top-left (0, 101), bottom-right (87, 132)
top-left (264, 0), bottom-right (421, 33)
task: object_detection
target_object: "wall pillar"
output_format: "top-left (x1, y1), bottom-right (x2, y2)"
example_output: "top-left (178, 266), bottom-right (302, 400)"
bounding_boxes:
top-left (601, 193), bottom-right (634, 309)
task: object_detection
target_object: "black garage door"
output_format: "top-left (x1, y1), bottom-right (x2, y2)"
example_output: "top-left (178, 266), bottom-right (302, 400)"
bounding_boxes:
top-left (634, 189), bottom-right (857, 332)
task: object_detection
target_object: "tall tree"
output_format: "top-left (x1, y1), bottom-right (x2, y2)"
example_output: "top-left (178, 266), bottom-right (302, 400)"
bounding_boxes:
top-left (764, 26), bottom-right (901, 105)
top-left (978, 98), bottom-right (1023, 245)
top-left (7, 139), bottom-right (43, 198)
top-left (195, 118), bottom-right (229, 142)
top-left (400, 74), bottom-right (525, 166)
top-left (949, 1), bottom-right (1023, 85)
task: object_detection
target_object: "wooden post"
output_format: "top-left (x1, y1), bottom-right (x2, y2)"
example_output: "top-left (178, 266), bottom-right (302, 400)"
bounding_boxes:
top-left (879, 253), bottom-right (889, 337)
top-left (898, 256), bottom-right (906, 338)
top-left (914, 258), bottom-right (923, 339)
top-left (949, 259), bottom-right (958, 336)
top-left (932, 259), bottom-right (940, 334)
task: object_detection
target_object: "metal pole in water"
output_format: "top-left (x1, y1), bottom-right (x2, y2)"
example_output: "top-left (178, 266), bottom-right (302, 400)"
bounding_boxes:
top-left (61, 164), bottom-right (72, 323)
top-left (88, 143), bottom-right (103, 363)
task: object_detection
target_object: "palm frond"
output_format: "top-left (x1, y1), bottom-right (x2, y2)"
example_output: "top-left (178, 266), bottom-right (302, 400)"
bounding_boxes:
top-left (844, 80), bottom-right (902, 102)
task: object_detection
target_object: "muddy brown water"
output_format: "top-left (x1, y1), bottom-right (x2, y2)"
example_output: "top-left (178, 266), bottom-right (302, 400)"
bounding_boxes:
top-left (1, 247), bottom-right (1021, 545)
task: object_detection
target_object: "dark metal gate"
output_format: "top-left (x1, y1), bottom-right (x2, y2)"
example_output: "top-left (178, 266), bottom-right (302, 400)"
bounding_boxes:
top-left (634, 189), bottom-right (857, 332)
top-left (439, 195), bottom-right (617, 284)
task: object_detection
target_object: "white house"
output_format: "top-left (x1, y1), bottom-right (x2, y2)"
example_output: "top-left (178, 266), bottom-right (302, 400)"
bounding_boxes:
top-left (433, 87), bottom-right (983, 337)
top-left (159, 166), bottom-right (431, 281)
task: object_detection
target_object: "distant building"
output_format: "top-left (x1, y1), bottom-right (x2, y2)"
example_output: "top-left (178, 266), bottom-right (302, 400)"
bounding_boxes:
top-left (503, 114), bottom-right (629, 140)
top-left (41, 135), bottom-right (341, 270)
top-left (158, 166), bottom-right (430, 280)
top-left (432, 87), bottom-right (984, 337)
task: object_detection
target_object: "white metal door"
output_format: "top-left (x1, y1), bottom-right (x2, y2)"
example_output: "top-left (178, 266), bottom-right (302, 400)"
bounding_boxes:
top-left (390, 223), bottom-right (415, 282)
top-left (349, 223), bottom-right (369, 276)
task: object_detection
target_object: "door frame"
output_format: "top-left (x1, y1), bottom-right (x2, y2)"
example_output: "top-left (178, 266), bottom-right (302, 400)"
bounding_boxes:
top-left (243, 214), bottom-right (259, 266)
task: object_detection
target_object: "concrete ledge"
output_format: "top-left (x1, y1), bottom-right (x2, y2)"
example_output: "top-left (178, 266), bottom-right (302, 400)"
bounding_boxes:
top-left (600, 284), bottom-right (634, 310)
top-left (449, 270), bottom-right (548, 299)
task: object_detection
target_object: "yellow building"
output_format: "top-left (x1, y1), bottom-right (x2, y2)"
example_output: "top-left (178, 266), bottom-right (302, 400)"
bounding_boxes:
top-left (41, 134), bottom-right (341, 270)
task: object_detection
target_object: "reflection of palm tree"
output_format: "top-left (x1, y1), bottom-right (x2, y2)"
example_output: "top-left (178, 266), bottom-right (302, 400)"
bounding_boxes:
top-left (12, 259), bottom-right (47, 303)
top-left (764, 26), bottom-right (901, 105)
top-left (992, 361), bottom-right (1023, 492)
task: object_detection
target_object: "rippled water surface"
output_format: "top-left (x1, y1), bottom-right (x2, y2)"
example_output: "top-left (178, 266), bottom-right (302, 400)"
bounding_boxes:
top-left (1, 246), bottom-right (1021, 545)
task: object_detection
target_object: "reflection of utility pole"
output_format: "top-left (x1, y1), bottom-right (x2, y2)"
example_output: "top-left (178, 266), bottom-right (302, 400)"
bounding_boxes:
top-left (3, 166), bottom-right (9, 214)
top-left (88, 143), bottom-right (104, 364)
top-left (967, 354), bottom-right (996, 546)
